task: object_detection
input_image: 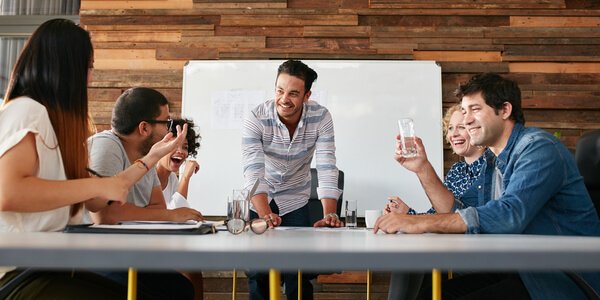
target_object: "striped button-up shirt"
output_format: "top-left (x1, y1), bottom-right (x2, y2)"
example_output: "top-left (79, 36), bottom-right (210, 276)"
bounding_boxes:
top-left (242, 100), bottom-right (342, 216)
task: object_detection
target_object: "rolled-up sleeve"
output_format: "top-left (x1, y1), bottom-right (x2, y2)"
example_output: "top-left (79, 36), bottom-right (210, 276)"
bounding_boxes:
top-left (315, 110), bottom-right (342, 200)
top-left (458, 207), bottom-right (481, 234)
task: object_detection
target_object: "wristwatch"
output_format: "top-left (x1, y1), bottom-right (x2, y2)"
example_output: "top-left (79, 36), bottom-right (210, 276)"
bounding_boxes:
top-left (325, 212), bottom-right (339, 220)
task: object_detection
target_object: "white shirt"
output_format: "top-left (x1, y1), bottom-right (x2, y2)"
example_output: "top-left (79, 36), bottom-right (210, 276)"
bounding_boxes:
top-left (162, 172), bottom-right (189, 209)
top-left (0, 97), bottom-right (71, 232)
top-left (0, 97), bottom-right (73, 278)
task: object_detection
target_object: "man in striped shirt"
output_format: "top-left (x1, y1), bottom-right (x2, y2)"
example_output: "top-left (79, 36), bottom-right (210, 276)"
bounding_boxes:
top-left (242, 60), bottom-right (343, 300)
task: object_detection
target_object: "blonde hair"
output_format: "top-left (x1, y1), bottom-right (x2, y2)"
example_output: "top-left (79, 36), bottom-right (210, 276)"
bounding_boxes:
top-left (442, 104), bottom-right (462, 144)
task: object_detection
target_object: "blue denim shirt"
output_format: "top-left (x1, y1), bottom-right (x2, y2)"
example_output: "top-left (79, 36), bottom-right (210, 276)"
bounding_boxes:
top-left (457, 123), bottom-right (600, 299)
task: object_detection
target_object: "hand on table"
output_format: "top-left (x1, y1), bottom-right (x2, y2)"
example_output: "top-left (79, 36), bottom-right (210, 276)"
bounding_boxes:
top-left (313, 213), bottom-right (344, 228)
top-left (263, 212), bottom-right (282, 228)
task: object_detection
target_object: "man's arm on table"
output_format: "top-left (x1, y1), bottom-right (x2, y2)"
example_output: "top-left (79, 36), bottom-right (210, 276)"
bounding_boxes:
top-left (373, 212), bottom-right (467, 234)
top-left (91, 186), bottom-right (203, 224)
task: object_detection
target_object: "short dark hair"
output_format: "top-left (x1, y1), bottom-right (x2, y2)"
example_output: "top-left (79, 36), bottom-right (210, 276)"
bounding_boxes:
top-left (111, 87), bottom-right (170, 135)
top-left (276, 60), bottom-right (318, 92)
top-left (455, 73), bottom-right (525, 125)
top-left (170, 118), bottom-right (201, 158)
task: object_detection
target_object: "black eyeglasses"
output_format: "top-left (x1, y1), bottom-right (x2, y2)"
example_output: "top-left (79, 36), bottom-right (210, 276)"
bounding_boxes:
top-left (143, 119), bottom-right (173, 131)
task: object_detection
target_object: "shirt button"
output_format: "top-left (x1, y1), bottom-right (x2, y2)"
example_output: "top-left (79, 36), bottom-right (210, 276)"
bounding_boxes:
top-left (478, 186), bottom-right (481, 189)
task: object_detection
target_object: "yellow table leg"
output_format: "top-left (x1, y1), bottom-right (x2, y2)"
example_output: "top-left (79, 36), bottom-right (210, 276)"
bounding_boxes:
top-left (269, 269), bottom-right (281, 300)
top-left (432, 269), bottom-right (441, 300)
top-left (128, 267), bottom-right (137, 300)
top-left (232, 269), bottom-right (237, 300)
top-left (367, 270), bottom-right (372, 300)
top-left (297, 270), bottom-right (302, 300)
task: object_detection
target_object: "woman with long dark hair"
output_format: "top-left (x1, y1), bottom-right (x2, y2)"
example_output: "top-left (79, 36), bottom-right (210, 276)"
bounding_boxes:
top-left (0, 19), bottom-right (189, 299)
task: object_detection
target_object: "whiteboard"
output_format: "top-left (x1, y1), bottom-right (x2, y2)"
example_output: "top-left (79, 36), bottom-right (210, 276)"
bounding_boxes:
top-left (182, 60), bottom-right (443, 216)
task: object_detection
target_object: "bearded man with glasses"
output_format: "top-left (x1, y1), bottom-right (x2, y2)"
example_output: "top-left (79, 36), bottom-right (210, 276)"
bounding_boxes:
top-left (88, 87), bottom-right (203, 224)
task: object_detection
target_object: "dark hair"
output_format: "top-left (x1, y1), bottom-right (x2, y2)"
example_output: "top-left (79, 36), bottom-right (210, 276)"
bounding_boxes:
top-left (4, 18), bottom-right (92, 182)
top-left (3, 19), bottom-right (93, 216)
top-left (276, 60), bottom-right (318, 92)
top-left (455, 73), bottom-right (525, 125)
top-left (111, 87), bottom-right (170, 135)
top-left (170, 118), bottom-right (201, 157)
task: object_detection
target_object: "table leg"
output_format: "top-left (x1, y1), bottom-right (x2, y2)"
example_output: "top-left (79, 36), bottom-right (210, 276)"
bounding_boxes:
top-left (367, 270), bottom-right (372, 300)
top-left (232, 269), bottom-right (237, 300)
top-left (269, 269), bottom-right (281, 300)
top-left (432, 269), bottom-right (441, 300)
top-left (297, 270), bottom-right (302, 300)
top-left (128, 267), bottom-right (137, 300)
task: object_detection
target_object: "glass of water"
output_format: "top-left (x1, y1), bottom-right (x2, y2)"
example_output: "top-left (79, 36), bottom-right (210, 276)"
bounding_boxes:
top-left (398, 118), bottom-right (417, 158)
top-left (345, 200), bottom-right (357, 228)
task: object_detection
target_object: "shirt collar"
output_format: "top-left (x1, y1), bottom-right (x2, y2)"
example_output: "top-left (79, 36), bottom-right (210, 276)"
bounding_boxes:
top-left (496, 122), bottom-right (524, 171)
top-left (273, 100), bottom-right (307, 129)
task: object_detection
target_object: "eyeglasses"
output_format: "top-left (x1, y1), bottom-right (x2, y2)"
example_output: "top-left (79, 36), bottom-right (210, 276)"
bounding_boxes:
top-left (225, 218), bottom-right (269, 235)
top-left (143, 118), bottom-right (173, 131)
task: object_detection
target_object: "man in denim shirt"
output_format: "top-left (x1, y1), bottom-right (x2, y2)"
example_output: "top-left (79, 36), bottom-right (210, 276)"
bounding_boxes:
top-left (375, 73), bottom-right (600, 299)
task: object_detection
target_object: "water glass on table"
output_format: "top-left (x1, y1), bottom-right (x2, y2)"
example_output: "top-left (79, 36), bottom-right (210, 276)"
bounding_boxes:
top-left (227, 190), bottom-right (249, 234)
top-left (345, 200), bottom-right (357, 228)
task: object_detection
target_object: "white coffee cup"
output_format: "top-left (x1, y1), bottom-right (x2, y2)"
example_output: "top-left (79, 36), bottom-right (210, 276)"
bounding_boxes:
top-left (365, 209), bottom-right (382, 228)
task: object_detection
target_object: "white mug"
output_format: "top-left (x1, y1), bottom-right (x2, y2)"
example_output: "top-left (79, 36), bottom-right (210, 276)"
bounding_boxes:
top-left (365, 209), bottom-right (382, 228)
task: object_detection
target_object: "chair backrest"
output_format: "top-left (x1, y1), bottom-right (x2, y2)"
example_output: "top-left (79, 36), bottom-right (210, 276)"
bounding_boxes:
top-left (575, 129), bottom-right (600, 218)
top-left (307, 168), bottom-right (344, 225)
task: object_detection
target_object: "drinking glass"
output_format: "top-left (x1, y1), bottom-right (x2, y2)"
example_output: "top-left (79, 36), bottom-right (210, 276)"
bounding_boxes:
top-left (345, 200), bottom-right (357, 228)
top-left (231, 189), bottom-right (249, 221)
top-left (398, 118), bottom-right (417, 158)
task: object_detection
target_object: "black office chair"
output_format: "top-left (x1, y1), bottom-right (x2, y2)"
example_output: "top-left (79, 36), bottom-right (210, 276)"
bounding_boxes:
top-left (307, 168), bottom-right (344, 225)
top-left (0, 269), bottom-right (36, 298)
top-left (575, 129), bottom-right (600, 218)
top-left (567, 129), bottom-right (600, 300)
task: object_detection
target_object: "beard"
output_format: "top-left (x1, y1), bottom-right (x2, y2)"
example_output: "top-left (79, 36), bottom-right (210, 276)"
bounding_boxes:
top-left (140, 132), bottom-right (158, 156)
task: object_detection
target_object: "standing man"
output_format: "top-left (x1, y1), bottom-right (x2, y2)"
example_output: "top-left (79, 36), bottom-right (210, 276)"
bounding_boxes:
top-left (88, 87), bottom-right (204, 224)
top-left (375, 73), bottom-right (600, 299)
top-left (242, 60), bottom-right (343, 300)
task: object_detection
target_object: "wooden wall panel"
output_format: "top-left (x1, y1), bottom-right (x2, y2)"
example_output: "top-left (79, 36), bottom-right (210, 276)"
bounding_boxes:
top-left (510, 16), bottom-right (600, 27)
top-left (81, 0), bottom-right (600, 173)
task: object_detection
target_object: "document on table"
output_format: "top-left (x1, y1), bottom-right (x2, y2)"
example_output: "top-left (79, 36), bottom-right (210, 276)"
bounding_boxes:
top-left (63, 220), bottom-right (222, 235)
top-left (92, 221), bottom-right (205, 230)
top-left (274, 226), bottom-right (365, 232)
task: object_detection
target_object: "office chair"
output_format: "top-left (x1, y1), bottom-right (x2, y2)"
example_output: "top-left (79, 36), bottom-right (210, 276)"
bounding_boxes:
top-left (575, 129), bottom-right (600, 218)
top-left (0, 269), bottom-right (35, 298)
top-left (307, 168), bottom-right (344, 224)
top-left (306, 169), bottom-right (380, 300)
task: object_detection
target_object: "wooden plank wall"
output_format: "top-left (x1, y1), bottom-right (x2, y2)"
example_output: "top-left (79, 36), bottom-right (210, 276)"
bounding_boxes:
top-left (81, 0), bottom-right (600, 171)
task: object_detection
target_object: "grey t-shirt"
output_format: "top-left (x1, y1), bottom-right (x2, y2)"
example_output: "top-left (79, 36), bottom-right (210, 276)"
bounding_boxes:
top-left (88, 130), bottom-right (159, 207)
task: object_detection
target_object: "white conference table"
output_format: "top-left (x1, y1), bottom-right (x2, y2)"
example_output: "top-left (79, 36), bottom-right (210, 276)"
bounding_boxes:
top-left (1, 228), bottom-right (600, 299)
